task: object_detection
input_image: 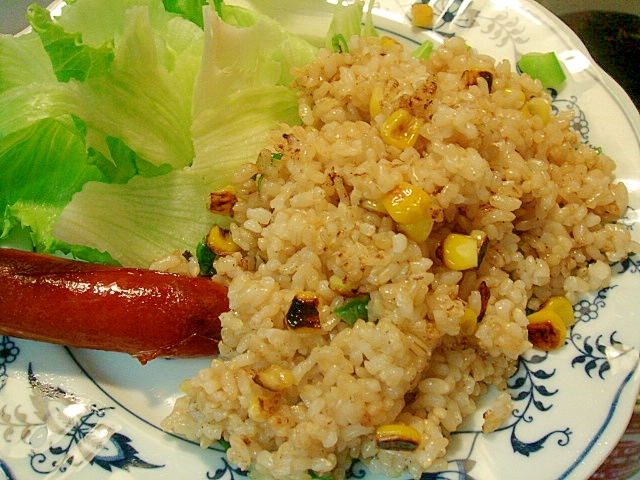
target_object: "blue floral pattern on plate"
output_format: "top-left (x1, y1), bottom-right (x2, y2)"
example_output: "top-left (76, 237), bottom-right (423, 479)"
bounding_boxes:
top-left (2, 0), bottom-right (640, 479)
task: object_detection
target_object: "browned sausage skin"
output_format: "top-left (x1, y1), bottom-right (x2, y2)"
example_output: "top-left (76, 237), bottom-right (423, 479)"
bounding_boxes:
top-left (0, 248), bottom-right (228, 363)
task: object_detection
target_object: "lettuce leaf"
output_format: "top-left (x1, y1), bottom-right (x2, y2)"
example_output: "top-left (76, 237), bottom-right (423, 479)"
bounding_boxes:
top-left (27, 4), bottom-right (115, 82)
top-left (189, 4), bottom-right (315, 189)
top-left (162, 0), bottom-right (208, 28)
top-left (52, 170), bottom-right (220, 268)
top-left (0, 118), bottom-right (106, 254)
top-left (0, 32), bottom-right (57, 92)
top-left (50, 3), bottom-right (316, 266)
top-left (1, 0), bottom-right (342, 267)
top-left (326, 0), bottom-right (378, 52)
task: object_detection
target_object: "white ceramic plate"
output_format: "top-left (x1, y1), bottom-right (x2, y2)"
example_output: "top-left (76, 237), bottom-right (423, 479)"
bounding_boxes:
top-left (2, 1), bottom-right (640, 479)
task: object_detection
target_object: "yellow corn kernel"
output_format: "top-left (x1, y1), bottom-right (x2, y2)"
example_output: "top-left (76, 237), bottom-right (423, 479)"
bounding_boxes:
top-left (459, 307), bottom-right (478, 335)
top-left (370, 86), bottom-right (384, 119)
top-left (398, 216), bottom-right (434, 242)
top-left (329, 275), bottom-right (359, 296)
top-left (442, 233), bottom-right (478, 271)
top-left (380, 36), bottom-right (400, 47)
top-left (527, 309), bottom-right (566, 351)
top-left (247, 396), bottom-right (267, 421)
top-left (255, 365), bottom-right (295, 391)
top-left (381, 182), bottom-right (431, 224)
top-left (521, 97), bottom-right (551, 124)
top-left (380, 109), bottom-right (424, 149)
top-left (247, 395), bottom-right (279, 422)
top-left (411, 4), bottom-right (433, 28)
top-left (541, 296), bottom-right (575, 327)
top-left (206, 225), bottom-right (240, 256)
top-left (503, 87), bottom-right (526, 103)
top-left (376, 424), bottom-right (422, 451)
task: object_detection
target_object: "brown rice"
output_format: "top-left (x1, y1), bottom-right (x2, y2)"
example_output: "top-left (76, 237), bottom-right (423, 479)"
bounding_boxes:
top-left (161, 35), bottom-right (635, 479)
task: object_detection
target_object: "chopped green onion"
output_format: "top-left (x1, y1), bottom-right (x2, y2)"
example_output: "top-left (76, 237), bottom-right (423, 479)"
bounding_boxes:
top-left (517, 51), bottom-right (567, 90)
top-left (334, 294), bottom-right (370, 325)
top-left (411, 39), bottom-right (434, 60)
top-left (196, 238), bottom-right (217, 277)
top-left (331, 34), bottom-right (349, 53)
top-left (308, 471), bottom-right (333, 480)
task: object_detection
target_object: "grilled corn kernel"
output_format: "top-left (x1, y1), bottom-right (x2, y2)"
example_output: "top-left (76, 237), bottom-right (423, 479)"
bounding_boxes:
top-left (521, 97), bottom-right (551, 124)
top-left (381, 182), bottom-right (431, 224)
top-left (206, 225), bottom-right (240, 256)
top-left (255, 365), bottom-right (295, 391)
top-left (286, 291), bottom-right (321, 331)
top-left (376, 424), bottom-right (421, 451)
top-left (462, 69), bottom-right (494, 92)
top-left (380, 109), bottom-right (424, 149)
top-left (247, 395), bottom-right (279, 422)
top-left (442, 233), bottom-right (478, 271)
top-left (369, 85), bottom-right (384, 119)
top-left (247, 396), bottom-right (268, 421)
top-left (469, 229), bottom-right (489, 265)
top-left (208, 186), bottom-right (237, 215)
top-left (460, 307), bottom-right (478, 335)
top-left (541, 296), bottom-right (575, 327)
top-left (398, 216), bottom-right (434, 242)
top-left (527, 309), bottom-right (566, 351)
top-left (411, 4), bottom-right (433, 28)
top-left (329, 275), bottom-right (359, 296)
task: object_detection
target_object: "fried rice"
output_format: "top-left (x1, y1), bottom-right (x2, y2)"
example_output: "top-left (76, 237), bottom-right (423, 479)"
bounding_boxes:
top-left (161, 35), bottom-right (635, 479)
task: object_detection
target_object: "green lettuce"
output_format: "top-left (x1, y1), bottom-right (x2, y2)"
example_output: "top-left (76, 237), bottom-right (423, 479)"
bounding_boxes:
top-left (326, 0), bottom-right (378, 52)
top-left (0, 118), bottom-right (107, 257)
top-left (1, 0), bottom-right (378, 267)
top-left (50, 2), bottom-right (317, 266)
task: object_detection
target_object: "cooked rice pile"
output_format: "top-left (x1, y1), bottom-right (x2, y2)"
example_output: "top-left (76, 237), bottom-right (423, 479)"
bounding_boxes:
top-left (162, 36), bottom-right (634, 479)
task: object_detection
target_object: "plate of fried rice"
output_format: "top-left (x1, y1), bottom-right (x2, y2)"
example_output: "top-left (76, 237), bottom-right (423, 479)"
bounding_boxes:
top-left (1, 0), bottom-right (640, 479)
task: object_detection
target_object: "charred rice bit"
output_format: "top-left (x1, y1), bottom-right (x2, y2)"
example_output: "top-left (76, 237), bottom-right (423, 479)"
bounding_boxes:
top-left (162, 35), bottom-right (635, 480)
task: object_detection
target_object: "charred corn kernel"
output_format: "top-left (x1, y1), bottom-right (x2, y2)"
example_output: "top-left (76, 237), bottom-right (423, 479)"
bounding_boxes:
top-left (460, 307), bottom-right (478, 335)
top-left (541, 296), bottom-right (575, 327)
top-left (369, 86), bottom-right (384, 119)
top-left (527, 309), bottom-right (566, 351)
top-left (411, 3), bottom-right (433, 28)
top-left (398, 216), bottom-right (434, 242)
top-left (206, 225), bottom-right (240, 256)
top-left (376, 424), bottom-right (421, 451)
top-left (521, 97), bottom-right (551, 124)
top-left (247, 395), bottom-right (269, 422)
top-left (442, 233), bottom-right (478, 271)
top-left (380, 109), bottom-right (424, 149)
top-left (286, 291), bottom-right (321, 331)
top-left (382, 182), bottom-right (431, 224)
top-left (208, 186), bottom-right (237, 215)
top-left (329, 275), bottom-right (359, 296)
top-left (462, 69), bottom-right (494, 92)
top-left (255, 365), bottom-right (295, 391)
top-left (469, 229), bottom-right (489, 265)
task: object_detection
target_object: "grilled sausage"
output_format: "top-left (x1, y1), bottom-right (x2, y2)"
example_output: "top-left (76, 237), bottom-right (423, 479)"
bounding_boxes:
top-left (0, 248), bottom-right (228, 363)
